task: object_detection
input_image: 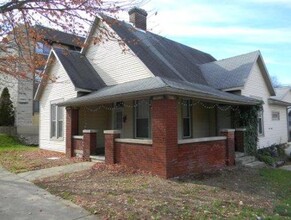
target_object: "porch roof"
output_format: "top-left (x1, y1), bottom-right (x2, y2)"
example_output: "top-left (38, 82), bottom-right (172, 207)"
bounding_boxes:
top-left (59, 76), bottom-right (261, 107)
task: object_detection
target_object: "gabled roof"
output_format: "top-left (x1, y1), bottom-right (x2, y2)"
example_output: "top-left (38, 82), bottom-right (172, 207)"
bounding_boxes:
top-left (200, 51), bottom-right (259, 90)
top-left (99, 15), bottom-right (216, 85)
top-left (59, 76), bottom-right (260, 107)
top-left (34, 48), bottom-right (106, 100)
top-left (199, 51), bottom-right (276, 95)
top-left (273, 87), bottom-right (291, 101)
top-left (34, 25), bottom-right (85, 48)
top-left (54, 48), bottom-right (106, 90)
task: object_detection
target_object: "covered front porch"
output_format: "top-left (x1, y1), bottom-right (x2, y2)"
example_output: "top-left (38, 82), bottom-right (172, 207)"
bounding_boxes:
top-left (64, 96), bottom-right (249, 178)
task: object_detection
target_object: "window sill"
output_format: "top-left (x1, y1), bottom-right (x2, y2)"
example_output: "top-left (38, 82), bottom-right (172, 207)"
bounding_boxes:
top-left (50, 137), bottom-right (64, 141)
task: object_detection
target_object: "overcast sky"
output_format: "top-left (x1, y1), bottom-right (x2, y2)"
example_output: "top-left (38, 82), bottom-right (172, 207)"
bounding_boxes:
top-left (123, 0), bottom-right (291, 85)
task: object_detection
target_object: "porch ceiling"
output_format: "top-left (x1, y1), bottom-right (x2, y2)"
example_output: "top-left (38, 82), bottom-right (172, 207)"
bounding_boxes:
top-left (59, 77), bottom-right (261, 107)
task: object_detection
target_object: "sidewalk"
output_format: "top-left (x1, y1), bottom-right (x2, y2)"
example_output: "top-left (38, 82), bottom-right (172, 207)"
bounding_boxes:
top-left (18, 162), bottom-right (96, 181)
top-left (0, 167), bottom-right (97, 220)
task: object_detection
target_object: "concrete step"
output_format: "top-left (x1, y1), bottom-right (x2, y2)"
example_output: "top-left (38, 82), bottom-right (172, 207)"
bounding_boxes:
top-left (236, 155), bottom-right (256, 166)
top-left (90, 155), bottom-right (105, 162)
top-left (244, 161), bottom-right (266, 169)
top-left (235, 152), bottom-right (245, 158)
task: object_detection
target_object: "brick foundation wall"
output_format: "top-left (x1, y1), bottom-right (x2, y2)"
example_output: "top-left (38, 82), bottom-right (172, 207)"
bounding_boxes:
top-left (176, 140), bottom-right (226, 176)
top-left (115, 143), bottom-right (153, 172)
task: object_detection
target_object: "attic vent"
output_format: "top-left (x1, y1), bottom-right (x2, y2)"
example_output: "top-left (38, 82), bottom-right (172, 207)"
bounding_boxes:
top-left (128, 7), bottom-right (148, 31)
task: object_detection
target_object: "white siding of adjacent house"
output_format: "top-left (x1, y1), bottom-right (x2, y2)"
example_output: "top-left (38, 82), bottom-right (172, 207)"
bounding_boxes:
top-left (84, 22), bottom-right (154, 86)
top-left (39, 60), bottom-right (77, 152)
top-left (241, 62), bottom-right (288, 148)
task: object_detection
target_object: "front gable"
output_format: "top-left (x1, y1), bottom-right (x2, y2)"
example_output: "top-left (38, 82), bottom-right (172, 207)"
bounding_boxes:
top-left (241, 55), bottom-right (275, 99)
top-left (82, 17), bottom-right (154, 86)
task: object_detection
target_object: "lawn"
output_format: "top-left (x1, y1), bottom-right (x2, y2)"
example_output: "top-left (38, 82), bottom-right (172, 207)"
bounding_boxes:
top-left (0, 134), bottom-right (82, 173)
top-left (35, 163), bottom-right (291, 220)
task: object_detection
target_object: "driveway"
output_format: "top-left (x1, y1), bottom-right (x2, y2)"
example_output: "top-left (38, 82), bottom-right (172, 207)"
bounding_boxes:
top-left (0, 167), bottom-right (96, 220)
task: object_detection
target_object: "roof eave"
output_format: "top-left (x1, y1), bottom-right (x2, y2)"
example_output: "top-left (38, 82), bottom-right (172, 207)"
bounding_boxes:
top-left (59, 86), bottom-right (260, 107)
top-left (268, 98), bottom-right (291, 106)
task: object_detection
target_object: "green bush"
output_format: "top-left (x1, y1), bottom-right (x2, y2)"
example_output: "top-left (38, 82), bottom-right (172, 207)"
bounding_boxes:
top-left (0, 87), bottom-right (14, 126)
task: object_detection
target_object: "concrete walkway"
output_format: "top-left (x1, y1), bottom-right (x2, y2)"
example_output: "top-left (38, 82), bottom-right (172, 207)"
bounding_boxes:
top-left (280, 165), bottom-right (291, 171)
top-left (18, 162), bottom-right (95, 181)
top-left (0, 167), bottom-right (97, 220)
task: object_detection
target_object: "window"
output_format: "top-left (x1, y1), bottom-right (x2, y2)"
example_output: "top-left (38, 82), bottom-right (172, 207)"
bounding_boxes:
top-left (114, 102), bottom-right (123, 130)
top-left (257, 110), bottom-right (264, 136)
top-left (272, 111), bottom-right (280, 121)
top-left (182, 99), bottom-right (192, 138)
top-left (135, 100), bottom-right (150, 138)
top-left (51, 104), bottom-right (64, 139)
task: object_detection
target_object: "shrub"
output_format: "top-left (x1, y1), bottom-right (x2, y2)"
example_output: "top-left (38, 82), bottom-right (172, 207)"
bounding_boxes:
top-left (0, 87), bottom-right (14, 126)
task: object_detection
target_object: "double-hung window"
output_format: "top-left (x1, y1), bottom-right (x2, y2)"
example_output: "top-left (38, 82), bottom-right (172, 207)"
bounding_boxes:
top-left (135, 100), bottom-right (150, 138)
top-left (51, 104), bottom-right (64, 139)
top-left (114, 102), bottom-right (123, 130)
top-left (272, 111), bottom-right (280, 121)
top-left (257, 110), bottom-right (264, 136)
top-left (182, 99), bottom-right (192, 138)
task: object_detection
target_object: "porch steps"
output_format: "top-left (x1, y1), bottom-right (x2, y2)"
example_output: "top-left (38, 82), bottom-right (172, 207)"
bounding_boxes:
top-left (235, 152), bottom-right (266, 168)
top-left (90, 155), bottom-right (105, 163)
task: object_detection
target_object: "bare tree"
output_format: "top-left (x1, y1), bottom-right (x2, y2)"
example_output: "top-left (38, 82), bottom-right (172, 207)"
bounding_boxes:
top-left (0, 0), bottom-right (142, 79)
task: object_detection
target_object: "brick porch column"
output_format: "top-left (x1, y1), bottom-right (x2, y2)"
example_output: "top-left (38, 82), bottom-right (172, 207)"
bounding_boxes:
top-left (220, 129), bottom-right (235, 166)
top-left (152, 96), bottom-right (178, 178)
top-left (235, 128), bottom-right (246, 153)
top-left (83, 129), bottom-right (97, 160)
top-left (66, 107), bottom-right (79, 158)
top-left (104, 130), bottom-right (121, 164)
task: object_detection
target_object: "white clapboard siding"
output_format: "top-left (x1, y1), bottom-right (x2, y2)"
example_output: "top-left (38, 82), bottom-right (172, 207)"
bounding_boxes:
top-left (39, 60), bottom-right (77, 152)
top-left (241, 62), bottom-right (288, 148)
top-left (85, 22), bottom-right (154, 86)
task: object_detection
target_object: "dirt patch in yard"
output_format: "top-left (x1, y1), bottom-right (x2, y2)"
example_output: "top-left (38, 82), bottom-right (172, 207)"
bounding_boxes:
top-left (35, 164), bottom-right (280, 219)
top-left (0, 149), bottom-right (83, 173)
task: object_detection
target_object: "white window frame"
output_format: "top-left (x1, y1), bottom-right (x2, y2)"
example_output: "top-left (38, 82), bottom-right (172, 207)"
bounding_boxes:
top-left (134, 99), bottom-right (151, 139)
top-left (257, 110), bottom-right (264, 136)
top-left (50, 100), bottom-right (64, 140)
top-left (272, 111), bottom-right (280, 121)
top-left (182, 99), bottom-right (192, 138)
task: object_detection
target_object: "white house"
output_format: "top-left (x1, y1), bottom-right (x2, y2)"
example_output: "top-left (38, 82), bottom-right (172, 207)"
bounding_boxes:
top-left (34, 8), bottom-right (289, 177)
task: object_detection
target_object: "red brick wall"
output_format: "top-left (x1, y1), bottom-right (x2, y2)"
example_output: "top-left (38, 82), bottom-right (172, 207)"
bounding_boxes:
top-left (175, 140), bottom-right (226, 176)
top-left (115, 143), bottom-right (153, 172)
top-left (73, 139), bottom-right (83, 150)
top-left (152, 98), bottom-right (178, 178)
top-left (235, 130), bottom-right (245, 152)
top-left (66, 107), bottom-right (79, 158)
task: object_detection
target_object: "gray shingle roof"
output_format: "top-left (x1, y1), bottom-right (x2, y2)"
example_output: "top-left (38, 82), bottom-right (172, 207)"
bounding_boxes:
top-left (101, 15), bottom-right (215, 85)
top-left (54, 48), bottom-right (106, 91)
top-left (59, 76), bottom-right (260, 107)
top-left (34, 25), bottom-right (85, 48)
top-left (199, 51), bottom-right (260, 90)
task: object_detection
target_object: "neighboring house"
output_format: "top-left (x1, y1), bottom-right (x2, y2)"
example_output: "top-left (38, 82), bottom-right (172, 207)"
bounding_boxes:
top-left (0, 25), bottom-right (84, 144)
top-left (272, 87), bottom-right (291, 141)
top-left (35, 8), bottom-right (289, 178)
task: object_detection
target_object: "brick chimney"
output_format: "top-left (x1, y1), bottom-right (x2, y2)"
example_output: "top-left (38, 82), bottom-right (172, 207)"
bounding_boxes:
top-left (128, 7), bottom-right (148, 31)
